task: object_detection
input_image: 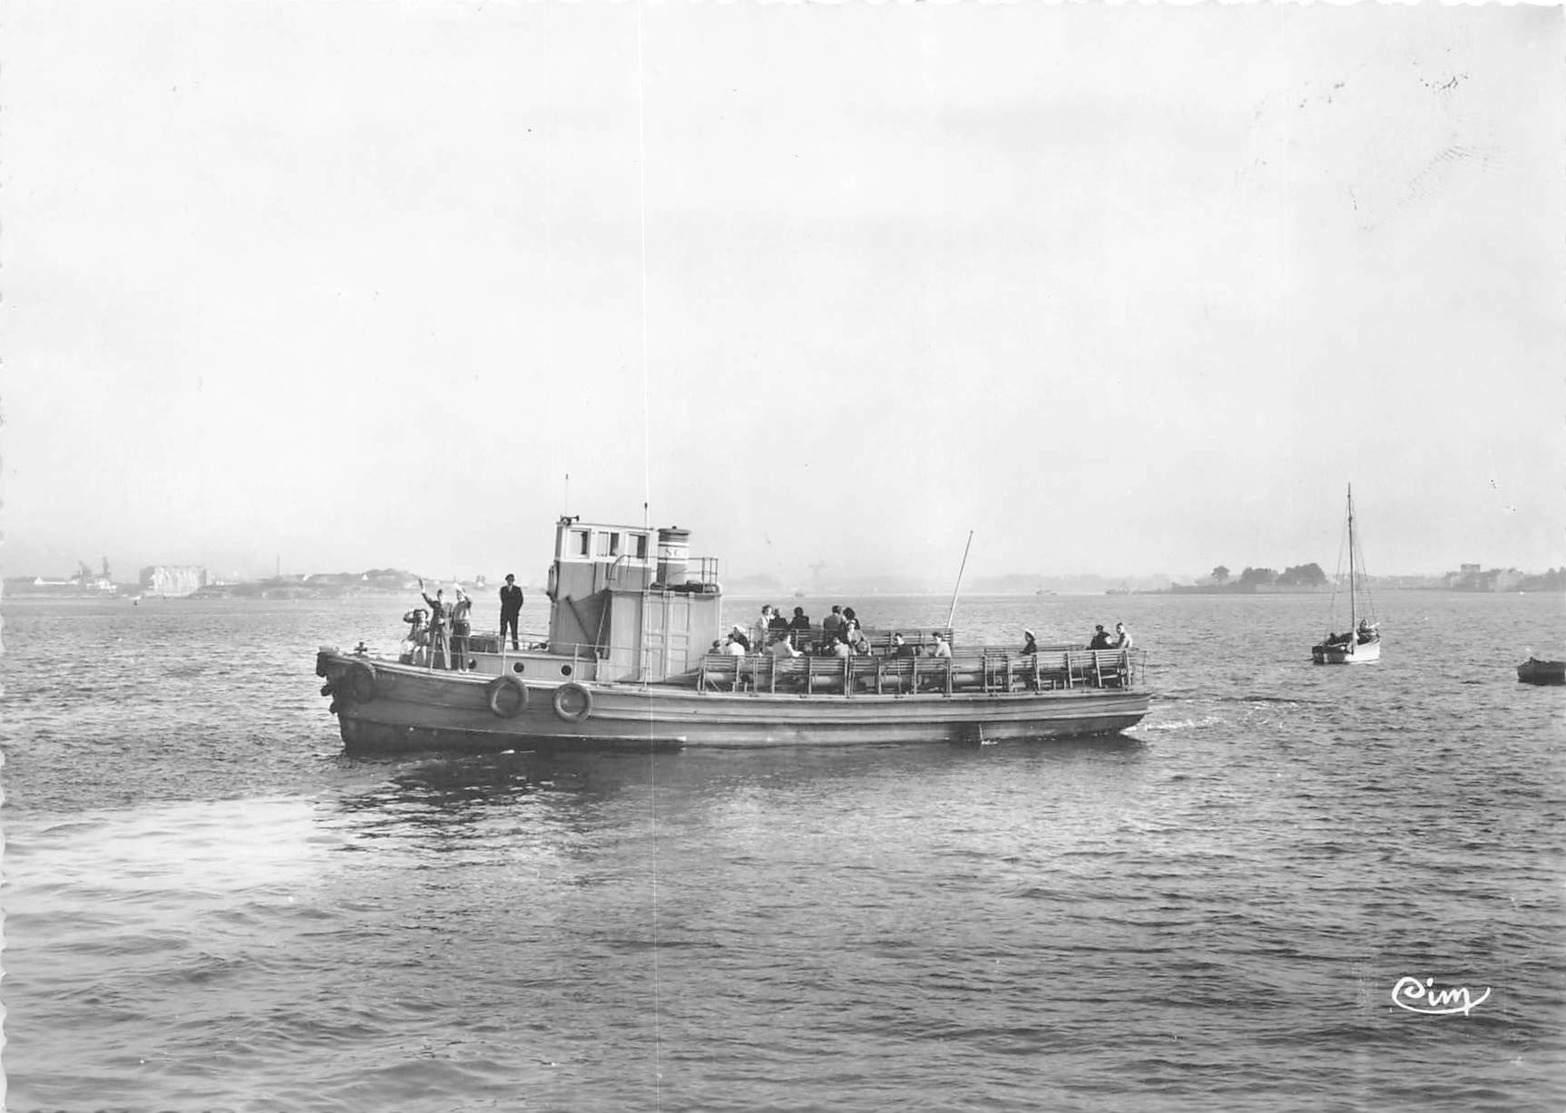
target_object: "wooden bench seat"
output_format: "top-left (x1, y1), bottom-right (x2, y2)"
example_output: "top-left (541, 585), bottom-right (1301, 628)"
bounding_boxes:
top-left (697, 647), bottom-right (1135, 695)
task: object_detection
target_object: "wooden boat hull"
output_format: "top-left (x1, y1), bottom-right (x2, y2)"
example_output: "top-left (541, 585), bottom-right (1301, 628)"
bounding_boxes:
top-left (1311, 638), bottom-right (1381, 665)
top-left (316, 650), bottom-right (1150, 754)
top-left (1517, 658), bottom-right (1566, 685)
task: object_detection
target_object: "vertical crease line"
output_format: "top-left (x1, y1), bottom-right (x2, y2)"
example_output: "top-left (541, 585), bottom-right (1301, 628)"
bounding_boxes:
top-left (634, 1), bottom-right (662, 1108)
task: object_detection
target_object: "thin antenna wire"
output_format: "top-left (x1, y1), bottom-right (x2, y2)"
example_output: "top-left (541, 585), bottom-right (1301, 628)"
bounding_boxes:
top-left (637, 5), bottom-right (653, 531)
top-left (946, 531), bottom-right (975, 629)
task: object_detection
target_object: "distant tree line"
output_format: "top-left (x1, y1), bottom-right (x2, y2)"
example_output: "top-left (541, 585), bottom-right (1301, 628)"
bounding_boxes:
top-left (1208, 563), bottom-right (1328, 588)
top-left (1524, 568), bottom-right (1564, 591)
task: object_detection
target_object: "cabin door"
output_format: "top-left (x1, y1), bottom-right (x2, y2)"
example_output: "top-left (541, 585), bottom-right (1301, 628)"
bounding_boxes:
top-left (641, 594), bottom-right (697, 681)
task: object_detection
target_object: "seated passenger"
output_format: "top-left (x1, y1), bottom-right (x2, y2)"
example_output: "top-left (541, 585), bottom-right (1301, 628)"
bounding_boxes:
top-left (844, 618), bottom-right (868, 653)
top-left (1020, 629), bottom-right (1038, 655)
top-left (400, 608), bottom-right (430, 664)
top-left (722, 634), bottom-right (746, 657)
top-left (770, 635), bottom-right (801, 659)
top-left (729, 624), bottom-right (751, 652)
top-left (1113, 622), bottom-right (1134, 649)
top-left (830, 634), bottom-right (852, 658)
top-left (1088, 625), bottom-right (1113, 650)
top-left (928, 633), bottom-right (952, 659)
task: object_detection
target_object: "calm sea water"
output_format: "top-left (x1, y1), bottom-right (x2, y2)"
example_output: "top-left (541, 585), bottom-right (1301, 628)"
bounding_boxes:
top-left (2, 590), bottom-right (1562, 1112)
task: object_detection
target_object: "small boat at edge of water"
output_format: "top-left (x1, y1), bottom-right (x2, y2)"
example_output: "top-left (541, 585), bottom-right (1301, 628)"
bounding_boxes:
top-left (1517, 658), bottom-right (1566, 685)
top-left (1312, 484), bottom-right (1381, 666)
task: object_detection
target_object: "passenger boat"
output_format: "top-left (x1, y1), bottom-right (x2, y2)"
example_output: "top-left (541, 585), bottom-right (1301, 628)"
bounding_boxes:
top-left (314, 516), bottom-right (1151, 753)
top-left (1311, 485), bottom-right (1381, 665)
top-left (1517, 658), bottom-right (1566, 685)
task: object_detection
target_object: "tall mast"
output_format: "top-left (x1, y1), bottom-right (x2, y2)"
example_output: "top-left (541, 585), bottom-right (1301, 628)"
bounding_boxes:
top-left (1347, 483), bottom-right (1356, 632)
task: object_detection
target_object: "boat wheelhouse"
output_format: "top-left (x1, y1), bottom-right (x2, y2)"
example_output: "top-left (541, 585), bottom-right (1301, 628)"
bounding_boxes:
top-left (314, 516), bottom-right (1151, 753)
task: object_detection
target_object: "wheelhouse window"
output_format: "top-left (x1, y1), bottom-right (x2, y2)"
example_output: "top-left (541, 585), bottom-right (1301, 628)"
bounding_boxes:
top-left (632, 533), bottom-right (649, 560)
top-left (597, 532), bottom-right (622, 558)
top-left (572, 530), bottom-right (591, 558)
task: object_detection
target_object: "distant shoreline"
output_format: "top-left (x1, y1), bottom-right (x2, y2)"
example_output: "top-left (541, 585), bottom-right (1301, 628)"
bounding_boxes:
top-left (0, 587), bottom-right (424, 605)
top-left (4, 585), bottom-right (1558, 608)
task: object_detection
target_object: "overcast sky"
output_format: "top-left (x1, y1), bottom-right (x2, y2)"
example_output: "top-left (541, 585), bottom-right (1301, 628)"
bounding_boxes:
top-left (3, 2), bottom-right (1561, 588)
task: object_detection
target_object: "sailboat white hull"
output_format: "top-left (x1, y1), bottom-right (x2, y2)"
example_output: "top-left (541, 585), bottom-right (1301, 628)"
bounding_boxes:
top-left (1312, 638), bottom-right (1380, 665)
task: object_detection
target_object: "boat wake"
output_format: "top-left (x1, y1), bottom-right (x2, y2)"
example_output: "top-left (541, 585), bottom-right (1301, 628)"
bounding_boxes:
top-left (1136, 714), bottom-right (1223, 734)
top-left (1163, 690), bottom-right (1329, 708)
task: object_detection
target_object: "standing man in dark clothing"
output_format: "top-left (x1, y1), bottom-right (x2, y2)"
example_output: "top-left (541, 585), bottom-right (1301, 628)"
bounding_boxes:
top-left (499, 573), bottom-right (524, 650)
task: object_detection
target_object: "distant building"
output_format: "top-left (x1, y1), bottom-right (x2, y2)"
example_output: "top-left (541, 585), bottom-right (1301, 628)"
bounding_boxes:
top-left (6, 561), bottom-right (118, 595)
top-left (1443, 564), bottom-right (1525, 592)
top-left (1493, 569), bottom-right (1524, 592)
top-left (1446, 563), bottom-right (1483, 591)
top-left (140, 565), bottom-right (210, 597)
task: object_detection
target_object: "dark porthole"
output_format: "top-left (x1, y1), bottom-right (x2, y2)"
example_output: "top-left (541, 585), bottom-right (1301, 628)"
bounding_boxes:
top-left (512, 662), bottom-right (526, 674)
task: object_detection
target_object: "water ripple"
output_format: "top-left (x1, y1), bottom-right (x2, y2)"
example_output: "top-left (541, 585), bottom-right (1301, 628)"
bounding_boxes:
top-left (3, 593), bottom-right (1564, 1112)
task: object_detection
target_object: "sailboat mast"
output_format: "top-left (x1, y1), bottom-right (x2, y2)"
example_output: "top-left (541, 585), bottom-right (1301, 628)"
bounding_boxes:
top-left (1347, 483), bottom-right (1356, 632)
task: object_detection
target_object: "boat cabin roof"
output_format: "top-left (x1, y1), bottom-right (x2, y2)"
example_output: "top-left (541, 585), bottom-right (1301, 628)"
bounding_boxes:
top-left (555, 521), bottom-right (656, 565)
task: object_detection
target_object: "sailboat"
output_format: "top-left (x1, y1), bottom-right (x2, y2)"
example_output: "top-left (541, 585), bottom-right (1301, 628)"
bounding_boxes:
top-left (1311, 484), bottom-right (1381, 665)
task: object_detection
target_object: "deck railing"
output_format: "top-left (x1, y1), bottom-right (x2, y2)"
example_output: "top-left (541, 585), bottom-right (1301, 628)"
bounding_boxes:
top-left (697, 647), bottom-right (1141, 696)
top-left (403, 629), bottom-right (596, 673)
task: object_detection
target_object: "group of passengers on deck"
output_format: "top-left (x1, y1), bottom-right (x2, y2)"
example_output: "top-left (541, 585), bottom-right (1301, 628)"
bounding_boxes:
top-left (715, 604), bottom-right (922, 660)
